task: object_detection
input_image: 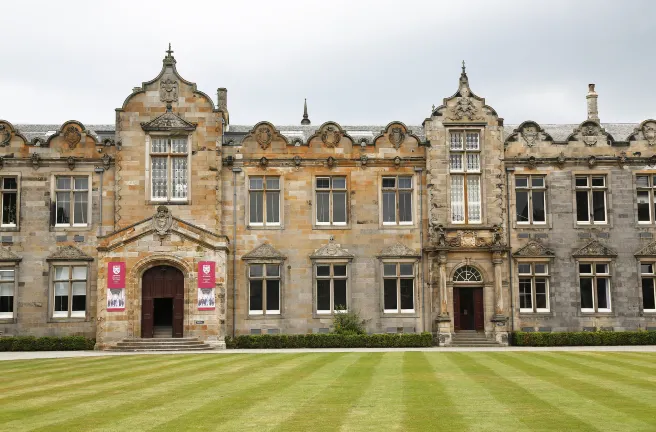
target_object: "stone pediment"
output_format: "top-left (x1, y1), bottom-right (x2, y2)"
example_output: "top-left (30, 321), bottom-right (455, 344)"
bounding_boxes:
top-left (377, 243), bottom-right (420, 258)
top-left (635, 241), bottom-right (656, 257)
top-left (572, 240), bottom-right (617, 258)
top-left (46, 246), bottom-right (94, 262)
top-left (98, 206), bottom-right (228, 252)
top-left (310, 239), bottom-right (354, 259)
top-left (0, 246), bottom-right (21, 262)
top-left (512, 241), bottom-right (555, 258)
top-left (141, 111), bottom-right (196, 132)
top-left (243, 243), bottom-right (286, 261)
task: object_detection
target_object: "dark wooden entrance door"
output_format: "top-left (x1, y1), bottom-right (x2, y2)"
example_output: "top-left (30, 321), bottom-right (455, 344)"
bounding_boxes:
top-left (142, 266), bottom-right (184, 338)
top-left (454, 287), bottom-right (484, 331)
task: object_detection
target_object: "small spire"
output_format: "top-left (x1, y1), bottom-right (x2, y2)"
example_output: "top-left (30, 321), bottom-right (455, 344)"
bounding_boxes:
top-left (301, 98), bottom-right (311, 125)
top-left (166, 43), bottom-right (174, 57)
top-left (163, 43), bottom-right (176, 65)
top-left (462, 60), bottom-right (466, 74)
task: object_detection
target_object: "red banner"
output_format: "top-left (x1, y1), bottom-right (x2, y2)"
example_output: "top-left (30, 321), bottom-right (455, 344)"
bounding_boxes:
top-left (198, 261), bottom-right (215, 288)
top-left (107, 262), bottom-right (126, 288)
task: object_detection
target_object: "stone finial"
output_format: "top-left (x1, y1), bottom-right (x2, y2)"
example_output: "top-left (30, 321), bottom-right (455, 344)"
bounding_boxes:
top-left (301, 98), bottom-right (311, 125)
top-left (163, 42), bottom-right (176, 65)
top-left (586, 83), bottom-right (599, 122)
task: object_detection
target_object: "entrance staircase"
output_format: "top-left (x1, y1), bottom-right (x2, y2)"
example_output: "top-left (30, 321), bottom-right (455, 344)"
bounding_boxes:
top-left (109, 337), bottom-right (213, 352)
top-left (450, 331), bottom-right (502, 347)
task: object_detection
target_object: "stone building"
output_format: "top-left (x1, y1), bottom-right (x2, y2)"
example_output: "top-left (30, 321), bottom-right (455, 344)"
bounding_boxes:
top-left (0, 47), bottom-right (654, 348)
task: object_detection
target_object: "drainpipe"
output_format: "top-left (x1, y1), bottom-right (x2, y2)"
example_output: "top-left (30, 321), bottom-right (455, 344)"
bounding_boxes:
top-left (505, 166), bottom-right (515, 334)
top-left (94, 166), bottom-right (104, 236)
top-left (232, 166), bottom-right (242, 338)
top-left (414, 166), bottom-right (425, 332)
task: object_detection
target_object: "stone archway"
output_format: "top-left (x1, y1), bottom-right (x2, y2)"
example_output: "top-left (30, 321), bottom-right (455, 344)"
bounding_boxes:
top-left (141, 265), bottom-right (184, 338)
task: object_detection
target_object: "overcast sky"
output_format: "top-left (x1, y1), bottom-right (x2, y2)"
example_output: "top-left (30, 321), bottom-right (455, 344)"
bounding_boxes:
top-left (0, 0), bottom-right (654, 127)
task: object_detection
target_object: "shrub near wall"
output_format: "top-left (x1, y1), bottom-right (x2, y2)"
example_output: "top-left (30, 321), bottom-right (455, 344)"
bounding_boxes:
top-left (512, 331), bottom-right (656, 347)
top-left (225, 332), bottom-right (434, 349)
top-left (0, 336), bottom-right (95, 351)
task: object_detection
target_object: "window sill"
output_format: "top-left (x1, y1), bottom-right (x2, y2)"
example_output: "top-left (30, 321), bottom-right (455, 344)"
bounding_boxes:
top-left (379, 224), bottom-right (417, 230)
top-left (0, 226), bottom-right (19, 232)
top-left (247, 225), bottom-right (284, 231)
top-left (518, 312), bottom-right (554, 318)
top-left (147, 201), bottom-right (189, 206)
top-left (0, 318), bottom-right (16, 324)
top-left (381, 313), bottom-right (420, 319)
top-left (246, 314), bottom-right (283, 320)
top-left (52, 226), bottom-right (91, 232)
top-left (313, 225), bottom-right (351, 230)
top-left (579, 312), bottom-right (615, 318)
top-left (48, 317), bottom-right (89, 323)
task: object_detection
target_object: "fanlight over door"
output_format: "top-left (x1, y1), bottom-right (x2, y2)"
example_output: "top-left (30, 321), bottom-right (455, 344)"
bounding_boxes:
top-left (453, 265), bottom-right (483, 283)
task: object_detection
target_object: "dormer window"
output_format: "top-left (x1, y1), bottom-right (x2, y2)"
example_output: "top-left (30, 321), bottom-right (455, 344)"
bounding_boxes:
top-left (150, 137), bottom-right (189, 202)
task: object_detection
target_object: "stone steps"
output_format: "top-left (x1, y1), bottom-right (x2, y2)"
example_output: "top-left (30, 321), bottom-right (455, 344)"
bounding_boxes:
top-left (109, 337), bottom-right (213, 352)
top-left (450, 332), bottom-right (502, 347)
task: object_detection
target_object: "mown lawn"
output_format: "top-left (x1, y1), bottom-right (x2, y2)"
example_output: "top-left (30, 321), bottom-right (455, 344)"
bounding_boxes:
top-left (1, 352), bottom-right (655, 431)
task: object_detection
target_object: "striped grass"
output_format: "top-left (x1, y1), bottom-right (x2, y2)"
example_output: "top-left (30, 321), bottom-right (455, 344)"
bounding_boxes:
top-left (1, 352), bottom-right (655, 432)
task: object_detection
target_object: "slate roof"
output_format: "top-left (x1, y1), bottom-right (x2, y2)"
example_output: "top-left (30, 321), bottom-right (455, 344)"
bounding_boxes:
top-left (504, 123), bottom-right (639, 143)
top-left (15, 124), bottom-right (115, 143)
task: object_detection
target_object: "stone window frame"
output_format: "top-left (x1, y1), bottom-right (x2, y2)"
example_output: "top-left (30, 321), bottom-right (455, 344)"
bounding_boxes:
top-left (312, 173), bottom-right (351, 230)
top-left (50, 172), bottom-right (92, 231)
top-left (638, 260), bottom-right (656, 313)
top-left (144, 133), bottom-right (193, 205)
top-left (380, 258), bottom-right (419, 316)
top-left (377, 172), bottom-right (418, 230)
top-left (572, 171), bottom-right (611, 227)
top-left (246, 262), bottom-right (283, 317)
top-left (513, 172), bottom-right (549, 228)
top-left (516, 260), bottom-right (550, 314)
top-left (634, 171), bottom-right (656, 227)
top-left (446, 127), bottom-right (486, 226)
top-left (245, 173), bottom-right (284, 230)
top-left (576, 258), bottom-right (613, 314)
top-left (47, 261), bottom-right (91, 322)
top-left (311, 259), bottom-right (352, 317)
top-left (0, 173), bottom-right (20, 232)
top-left (0, 263), bottom-right (19, 323)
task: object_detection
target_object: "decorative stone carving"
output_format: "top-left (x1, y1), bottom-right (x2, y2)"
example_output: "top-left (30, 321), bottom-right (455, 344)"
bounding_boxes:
top-left (0, 156), bottom-right (4, 170)
top-left (255, 125), bottom-right (273, 150)
top-left (587, 155), bottom-right (597, 168)
top-left (31, 152), bottom-right (40, 169)
top-left (102, 153), bottom-right (112, 170)
top-left (521, 124), bottom-right (540, 147)
top-left (260, 157), bottom-right (268, 168)
top-left (642, 121), bottom-right (656, 145)
top-left (394, 156), bottom-right (401, 167)
top-left (321, 125), bottom-right (342, 147)
top-left (151, 206), bottom-right (173, 238)
top-left (389, 127), bottom-right (405, 149)
top-left (635, 241), bottom-right (656, 257)
top-left (572, 239), bottom-right (617, 258)
top-left (448, 231), bottom-right (488, 248)
top-left (512, 241), bottom-right (555, 257)
top-left (581, 124), bottom-right (598, 146)
top-left (63, 125), bottom-right (81, 149)
top-left (243, 243), bottom-right (286, 260)
top-left (160, 77), bottom-right (178, 103)
top-left (436, 224), bottom-right (447, 246)
top-left (449, 97), bottom-right (481, 121)
top-left (0, 246), bottom-right (21, 262)
top-left (360, 154), bottom-right (368, 166)
top-left (67, 156), bottom-right (76, 170)
top-left (618, 151), bottom-right (628, 167)
top-left (378, 243), bottom-right (420, 258)
top-left (293, 155), bottom-right (302, 167)
top-left (327, 156), bottom-right (335, 168)
top-left (310, 239), bottom-right (354, 259)
top-left (141, 112), bottom-right (196, 132)
top-left (527, 156), bottom-right (538, 169)
top-left (556, 151), bottom-right (566, 168)
top-left (0, 124), bottom-right (11, 147)
top-left (46, 245), bottom-right (93, 262)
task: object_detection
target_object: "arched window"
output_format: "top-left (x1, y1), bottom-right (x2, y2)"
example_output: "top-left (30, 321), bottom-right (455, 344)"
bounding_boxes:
top-left (453, 265), bottom-right (483, 282)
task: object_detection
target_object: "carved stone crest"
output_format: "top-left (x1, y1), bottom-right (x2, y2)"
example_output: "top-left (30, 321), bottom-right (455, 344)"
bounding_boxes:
top-left (152, 206), bottom-right (173, 238)
top-left (581, 125), bottom-right (598, 146)
top-left (389, 127), bottom-right (405, 149)
top-left (321, 125), bottom-right (342, 147)
top-left (63, 125), bottom-right (81, 149)
top-left (448, 231), bottom-right (488, 248)
top-left (449, 97), bottom-right (481, 121)
top-left (556, 151), bottom-right (566, 168)
top-left (255, 126), bottom-right (273, 150)
top-left (513, 241), bottom-right (555, 257)
top-left (310, 238), bottom-right (354, 259)
top-left (102, 153), bottom-right (112, 170)
top-left (67, 156), bottom-right (76, 170)
top-left (0, 124), bottom-right (10, 147)
top-left (642, 121), bottom-right (656, 145)
top-left (160, 77), bottom-right (178, 103)
top-left (573, 239), bottom-right (617, 257)
top-left (327, 156), bottom-right (336, 168)
top-left (31, 152), bottom-right (40, 170)
top-left (521, 125), bottom-right (539, 147)
top-left (587, 156), bottom-right (597, 168)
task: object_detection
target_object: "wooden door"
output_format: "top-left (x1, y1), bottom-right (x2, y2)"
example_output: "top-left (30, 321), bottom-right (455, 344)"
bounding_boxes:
top-left (142, 266), bottom-right (184, 338)
top-left (141, 277), bottom-right (154, 338)
top-left (473, 288), bottom-right (484, 331)
top-left (453, 288), bottom-right (461, 331)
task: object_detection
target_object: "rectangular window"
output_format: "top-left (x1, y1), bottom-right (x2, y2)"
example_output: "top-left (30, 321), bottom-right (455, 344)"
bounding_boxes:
top-left (383, 263), bottom-right (415, 313)
top-left (55, 176), bottom-right (89, 227)
top-left (450, 131), bottom-right (481, 224)
top-left (517, 263), bottom-right (549, 313)
top-left (52, 265), bottom-right (87, 318)
top-left (248, 264), bottom-right (280, 315)
top-left (640, 263), bottom-right (656, 312)
top-left (575, 175), bottom-right (607, 224)
top-left (636, 175), bottom-right (656, 224)
top-left (316, 177), bottom-right (347, 225)
top-left (249, 177), bottom-right (280, 226)
top-left (316, 263), bottom-right (348, 313)
top-left (515, 175), bottom-right (546, 224)
top-left (579, 262), bottom-right (611, 312)
top-left (0, 268), bottom-right (15, 319)
top-left (150, 137), bottom-right (188, 201)
top-left (0, 177), bottom-right (18, 228)
top-left (382, 176), bottom-right (413, 225)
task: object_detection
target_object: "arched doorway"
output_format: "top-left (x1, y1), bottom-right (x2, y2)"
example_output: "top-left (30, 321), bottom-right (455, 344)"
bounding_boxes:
top-left (142, 265), bottom-right (184, 338)
top-left (452, 265), bottom-right (484, 332)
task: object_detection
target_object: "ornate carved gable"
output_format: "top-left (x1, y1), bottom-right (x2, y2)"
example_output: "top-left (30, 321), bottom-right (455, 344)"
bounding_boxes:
top-left (572, 240), bottom-right (617, 258)
top-left (310, 239), bottom-right (354, 259)
top-left (372, 122), bottom-right (422, 149)
top-left (504, 121), bottom-right (553, 147)
top-left (141, 111), bottom-right (196, 132)
top-left (377, 243), bottom-right (420, 258)
top-left (308, 122), bottom-right (352, 148)
top-left (512, 241), bottom-right (555, 257)
top-left (46, 246), bottom-right (94, 262)
top-left (43, 120), bottom-right (95, 149)
top-left (567, 120), bottom-right (612, 146)
top-left (243, 243), bottom-right (286, 261)
top-left (243, 122), bottom-right (289, 150)
top-left (0, 246), bottom-right (21, 262)
top-left (0, 121), bottom-right (14, 147)
top-left (635, 241), bottom-right (656, 257)
top-left (630, 119), bottom-right (656, 146)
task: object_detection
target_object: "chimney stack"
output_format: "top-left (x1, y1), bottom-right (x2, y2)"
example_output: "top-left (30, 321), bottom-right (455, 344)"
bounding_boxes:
top-left (217, 88), bottom-right (228, 112)
top-left (586, 84), bottom-right (599, 122)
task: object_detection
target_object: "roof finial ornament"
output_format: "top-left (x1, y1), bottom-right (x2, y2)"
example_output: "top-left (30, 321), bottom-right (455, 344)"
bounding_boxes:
top-left (166, 43), bottom-right (173, 57)
top-left (301, 98), bottom-right (311, 125)
top-left (163, 42), bottom-right (176, 65)
top-left (462, 60), bottom-right (466, 74)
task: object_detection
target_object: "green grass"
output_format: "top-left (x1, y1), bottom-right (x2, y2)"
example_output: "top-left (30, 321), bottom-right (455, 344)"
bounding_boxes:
top-left (1, 352), bottom-right (655, 431)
